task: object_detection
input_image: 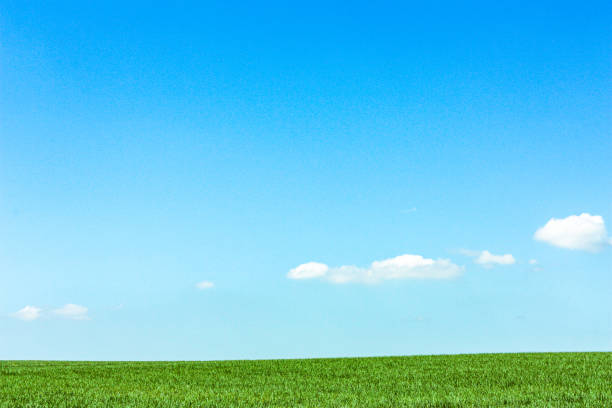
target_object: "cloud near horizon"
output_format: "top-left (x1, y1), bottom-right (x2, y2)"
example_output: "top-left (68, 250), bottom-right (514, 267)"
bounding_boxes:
top-left (53, 304), bottom-right (90, 320)
top-left (12, 304), bottom-right (90, 321)
top-left (460, 250), bottom-right (516, 267)
top-left (196, 281), bottom-right (215, 289)
top-left (534, 213), bottom-right (610, 252)
top-left (13, 305), bottom-right (42, 321)
top-left (287, 262), bottom-right (329, 279)
top-left (288, 254), bottom-right (462, 284)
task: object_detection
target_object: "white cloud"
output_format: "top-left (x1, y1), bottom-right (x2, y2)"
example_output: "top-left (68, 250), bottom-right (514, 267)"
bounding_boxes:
top-left (53, 304), bottom-right (89, 320)
top-left (528, 259), bottom-right (538, 265)
top-left (460, 249), bottom-right (515, 267)
top-left (196, 280), bottom-right (214, 289)
top-left (13, 305), bottom-right (42, 321)
top-left (288, 254), bottom-right (462, 284)
top-left (287, 262), bottom-right (329, 279)
top-left (534, 213), bottom-right (610, 252)
top-left (475, 251), bottom-right (516, 266)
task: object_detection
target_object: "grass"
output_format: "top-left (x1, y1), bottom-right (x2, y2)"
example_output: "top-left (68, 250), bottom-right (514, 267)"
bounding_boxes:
top-left (1, 352), bottom-right (611, 407)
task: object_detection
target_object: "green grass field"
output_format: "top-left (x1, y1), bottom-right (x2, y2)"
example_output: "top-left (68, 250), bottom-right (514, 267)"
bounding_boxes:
top-left (1, 352), bottom-right (610, 407)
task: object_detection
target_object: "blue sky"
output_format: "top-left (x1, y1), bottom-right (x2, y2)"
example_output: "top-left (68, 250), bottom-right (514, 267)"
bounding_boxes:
top-left (1, 1), bottom-right (611, 360)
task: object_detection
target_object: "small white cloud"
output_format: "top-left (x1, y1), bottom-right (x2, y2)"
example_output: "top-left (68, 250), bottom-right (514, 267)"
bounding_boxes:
top-left (288, 254), bottom-right (462, 284)
top-left (13, 305), bottom-right (42, 321)
top-left (287, 262), bottom-right (329, 279)
top-left (475, 251), bottom-right (516, 267)
top-left (196, 281), bottom-right (214, 289)
top-left (53, 304), bottom-right (89, 320)
top-left (534, 213), bottom-right (610, 252)
top-left (460, 249), bottom-right (515, 267)
top-left (528, 259), bottom-right (538, 265)
top-left (401, 207), bottom-right (417, 214)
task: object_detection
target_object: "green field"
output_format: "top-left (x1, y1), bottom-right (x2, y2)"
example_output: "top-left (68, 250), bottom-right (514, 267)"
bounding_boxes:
top-left (1, 352), bottom-right (610, 407)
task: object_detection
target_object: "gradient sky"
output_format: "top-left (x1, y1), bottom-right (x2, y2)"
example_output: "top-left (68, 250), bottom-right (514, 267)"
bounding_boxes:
top-left (1, 1), bottom-right (611, 360)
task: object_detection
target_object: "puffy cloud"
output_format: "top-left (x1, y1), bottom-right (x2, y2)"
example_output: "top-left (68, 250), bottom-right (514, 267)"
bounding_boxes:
top-left (288, 254), bottom-right (462, 284)
top-left (287, 262), bottom-right (329, 279)
top-left (196, 280), bottom-right (214, 289)
top-left (53, 304), bottom-right (89, 320)
top-left (534, 213), bottom-right (610, 252)
top-left (460, 250), bottom-right (515, 267)
top-left (528, 259), bottom-right (538, 265)
top-left (475, 251), bottom-right (515, 266)
top-left (13, 305), bottom-right (42, 321)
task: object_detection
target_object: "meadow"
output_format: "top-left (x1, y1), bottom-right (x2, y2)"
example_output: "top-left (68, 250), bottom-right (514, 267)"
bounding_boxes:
top-left (1, 352), bottom-right (610, 407)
